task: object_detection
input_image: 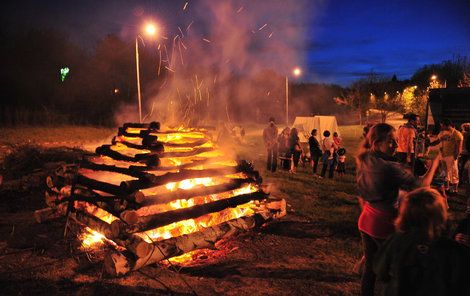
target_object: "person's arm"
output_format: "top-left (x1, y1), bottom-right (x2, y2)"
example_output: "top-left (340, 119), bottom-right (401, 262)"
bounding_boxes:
top-left (428, 135), bottom-right (441, 147)
top-left (419, 153), bottom-right (441, 186)
top-left (455, 139), bottom-right (462, 160)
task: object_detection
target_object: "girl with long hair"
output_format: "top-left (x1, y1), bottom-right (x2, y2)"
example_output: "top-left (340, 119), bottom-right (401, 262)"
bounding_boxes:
top-left (356, 123), bottom-right (441, 296)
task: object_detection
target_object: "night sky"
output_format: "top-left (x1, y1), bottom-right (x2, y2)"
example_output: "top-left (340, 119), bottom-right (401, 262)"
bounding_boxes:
top-left (2, 0), bottom-right (470, 86)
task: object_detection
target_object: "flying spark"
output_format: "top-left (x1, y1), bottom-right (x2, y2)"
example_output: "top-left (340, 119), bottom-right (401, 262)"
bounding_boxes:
top-left (186, 21), bottom-right (194, 31)
top-left (258, 24), bottom-right (267, 31)
top-left (165, 66), bottom-right (175, 73)
top-left (183, 2), bottom-right (188, 10)
top-left (202, 38), bottom-right (211, 43)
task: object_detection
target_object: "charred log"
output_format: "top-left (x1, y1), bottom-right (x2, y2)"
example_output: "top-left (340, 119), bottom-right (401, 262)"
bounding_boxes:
top-left (72, 210), bottom-right (122, 240)
top-left (104, 211), bottom-right (275, 276)
top-left (139, 178), bottom-right (256, 206)
top-left (124, 191), bottom-right (268, 232)
top-left (76, 174), bottom-right (124, 196)
top-left (119, 166), bottom-right (240, 192)
top-left (80, 161), bottom-right (150, 179)
top-left (123, 122), bottom-right (160, 130)
top-left (95, 145), bottom-right (160, 167)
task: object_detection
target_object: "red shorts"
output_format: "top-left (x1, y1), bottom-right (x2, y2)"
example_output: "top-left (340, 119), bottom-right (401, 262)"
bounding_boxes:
top-left (358, 202), bottom-right (396, 239)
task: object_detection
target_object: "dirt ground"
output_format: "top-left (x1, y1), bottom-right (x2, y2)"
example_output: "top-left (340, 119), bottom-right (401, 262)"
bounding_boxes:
top-left (0, 144), bottom-right (361, 296)
top-left (1, 126), bottom-right (468, 296)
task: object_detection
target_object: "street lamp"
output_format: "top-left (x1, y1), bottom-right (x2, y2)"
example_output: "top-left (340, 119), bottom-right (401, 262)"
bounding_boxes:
top-left (286, 67), bottom-right (302, 126)
top-left (136, 22), bottom-right (158, 123)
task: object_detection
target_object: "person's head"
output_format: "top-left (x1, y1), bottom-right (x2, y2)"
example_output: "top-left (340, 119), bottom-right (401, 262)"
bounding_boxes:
top-left (337, 148), bottom-right (346, 156)
top-left (407, 113), bottom-right (420, 128)
top-left (440, 119), bottom-right (454, 131)
top-left (333, 132), bottom-right (338, 137)
top-left (395, 188), bottom-right (447, 240)
top-left (323, 130), bottom-right (330, 138)
top-left (268, 117), bottom-right (275, 126)
top-left (361, 123), bottom-right (397, 156)
top-left (290, 128), bottom-right (298, 137)
top-left (311, 129), bottom-right (317, 136)
top-left (461, 123), bottom-right (470, 132)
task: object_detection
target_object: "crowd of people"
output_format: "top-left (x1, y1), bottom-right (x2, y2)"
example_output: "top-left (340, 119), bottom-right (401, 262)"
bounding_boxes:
top-left (356, 121), bottom-right (470, 295)
top-left (262, 115), bottom-right (470, 295)
top-left (262, 117), bottom-right (346, 178)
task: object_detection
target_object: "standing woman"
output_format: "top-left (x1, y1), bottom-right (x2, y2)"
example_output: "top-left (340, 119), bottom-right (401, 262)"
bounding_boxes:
top-left (308, 129), bottom-right (322, 175)
top-left (356, 123), bottom-right (440, 296)
top-left (289, 128), bottom-right (302, 173)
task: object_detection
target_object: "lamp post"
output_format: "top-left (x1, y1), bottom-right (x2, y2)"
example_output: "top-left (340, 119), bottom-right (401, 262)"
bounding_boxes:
top-left (136, 23), bottom-right (158, 123)
top-left (286, 67), bottom-right (302, 126)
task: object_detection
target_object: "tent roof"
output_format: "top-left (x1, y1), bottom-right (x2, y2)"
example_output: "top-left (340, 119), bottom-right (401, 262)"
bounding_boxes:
top-left (292, 116), bottom-right (340, 142)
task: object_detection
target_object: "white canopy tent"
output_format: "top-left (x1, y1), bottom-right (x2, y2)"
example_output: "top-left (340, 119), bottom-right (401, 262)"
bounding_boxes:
top-left (292, 116), bottom-right (340, 143)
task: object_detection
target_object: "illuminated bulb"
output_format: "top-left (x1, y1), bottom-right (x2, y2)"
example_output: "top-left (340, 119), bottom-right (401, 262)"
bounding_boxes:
top-left (292, 67), bottom-right (302, 77)
top-left (145, 23), bottom-right (158, 36)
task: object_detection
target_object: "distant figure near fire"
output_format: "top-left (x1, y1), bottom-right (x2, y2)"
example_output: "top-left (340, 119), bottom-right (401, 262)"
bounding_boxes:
top-left (263, 117), bottom-right (279, 172)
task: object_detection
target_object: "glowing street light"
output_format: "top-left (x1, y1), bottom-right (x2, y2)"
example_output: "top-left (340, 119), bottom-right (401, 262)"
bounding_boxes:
top-left (136, 22), bottom-right (159, 123)
top-left (430, 74), bottom-right (437, 81)
top-left (286, 67), bottom-right (302, 126)
top-left (293, 67), bottom-right (302, 77)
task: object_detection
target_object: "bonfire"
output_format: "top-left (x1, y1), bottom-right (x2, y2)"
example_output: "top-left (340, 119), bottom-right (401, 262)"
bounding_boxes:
top-left (36, 122), bottom-right (286, 276)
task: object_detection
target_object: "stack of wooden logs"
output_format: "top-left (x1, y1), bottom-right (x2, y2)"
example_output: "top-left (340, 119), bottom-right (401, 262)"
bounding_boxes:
top-left (36, 122), bottom-right (286, 276)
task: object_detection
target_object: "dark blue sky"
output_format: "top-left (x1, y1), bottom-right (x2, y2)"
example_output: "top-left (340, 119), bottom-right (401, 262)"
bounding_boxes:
top-left (307, 0), bottom-right (470, 85)
top-left (2, 0), bottom-right (469, 86)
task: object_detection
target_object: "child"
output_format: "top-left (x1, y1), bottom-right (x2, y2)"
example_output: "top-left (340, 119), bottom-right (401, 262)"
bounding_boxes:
top-left (336, 147), bottom-right (346, 177)
top-left (333, 131), bottom-right (342, 148)
top-left (374, 188), bottom-right (469, 296)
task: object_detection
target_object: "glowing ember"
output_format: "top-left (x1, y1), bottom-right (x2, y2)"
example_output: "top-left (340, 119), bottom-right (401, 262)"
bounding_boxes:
top-left (80, 228), bottom-right (107, 249)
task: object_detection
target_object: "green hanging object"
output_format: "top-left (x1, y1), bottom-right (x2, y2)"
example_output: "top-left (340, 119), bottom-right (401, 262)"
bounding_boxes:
top-left (60, 67), bottom-right (70, 82)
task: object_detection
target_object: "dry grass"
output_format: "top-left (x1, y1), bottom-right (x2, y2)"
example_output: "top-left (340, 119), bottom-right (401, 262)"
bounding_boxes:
top-left (0, 124), bottom-right (466, 295)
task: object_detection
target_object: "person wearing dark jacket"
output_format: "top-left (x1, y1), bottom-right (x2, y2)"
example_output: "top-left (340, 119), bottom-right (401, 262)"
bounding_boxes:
top-left (288, 128), bottom-right (302, 173)
top-left (374, 188), bottom-right (469, 296)
top-left (308, 129), bottom-right (322, 175)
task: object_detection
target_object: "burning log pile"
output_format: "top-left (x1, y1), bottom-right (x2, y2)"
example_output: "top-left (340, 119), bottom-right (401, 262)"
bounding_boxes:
top-left (36, 122), bottom-right (286, 276)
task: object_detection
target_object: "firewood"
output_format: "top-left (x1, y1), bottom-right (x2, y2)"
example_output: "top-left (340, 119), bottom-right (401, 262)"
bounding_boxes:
top-left (123, 122), bottom-right (160, 130)
top-left (80, 161), bottom-right (149, 179)
top-left (139, 178), bottom-right (255, 206)
top-left (119, 166), bottom-right (240, 192)
top-left (56, 186), bottom-right (132, 216)
top-left (114, 137), bottom-right (209, 149)
top-left (104, 212), bottom-right (275, 276)
top-left (34, 205), bottom-right (67, 223)
top-left (76, 174), bottom-right (124, 196)
top-left (123, 191), bottom-right (268, 233)
top-left (72, 210), bottom-right (122, 239)
top-left (160, 147), bottom-right (215, 158)
top-left (95, 145), bottom-right (160, 167)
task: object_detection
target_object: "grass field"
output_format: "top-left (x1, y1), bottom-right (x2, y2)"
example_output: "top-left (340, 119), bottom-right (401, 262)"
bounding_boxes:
top-left (0, 124), bottom-right (467, 295)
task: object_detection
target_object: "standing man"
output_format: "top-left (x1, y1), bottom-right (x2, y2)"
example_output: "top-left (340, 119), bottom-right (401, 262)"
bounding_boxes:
top-left (308, 129), bottom-right (322, 175)
top-left (320, 130), bottom-right (338, 178)
top-left (430, 119), bottom-right (463, 193)
top-left (263, 117), bottom-right (279, 172)
top-left (396, 113), bottom-right (420, 166)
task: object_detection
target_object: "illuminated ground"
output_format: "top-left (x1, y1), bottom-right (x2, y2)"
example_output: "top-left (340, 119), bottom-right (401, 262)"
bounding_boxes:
top-left (0, 125), bottom-right (467, 295)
